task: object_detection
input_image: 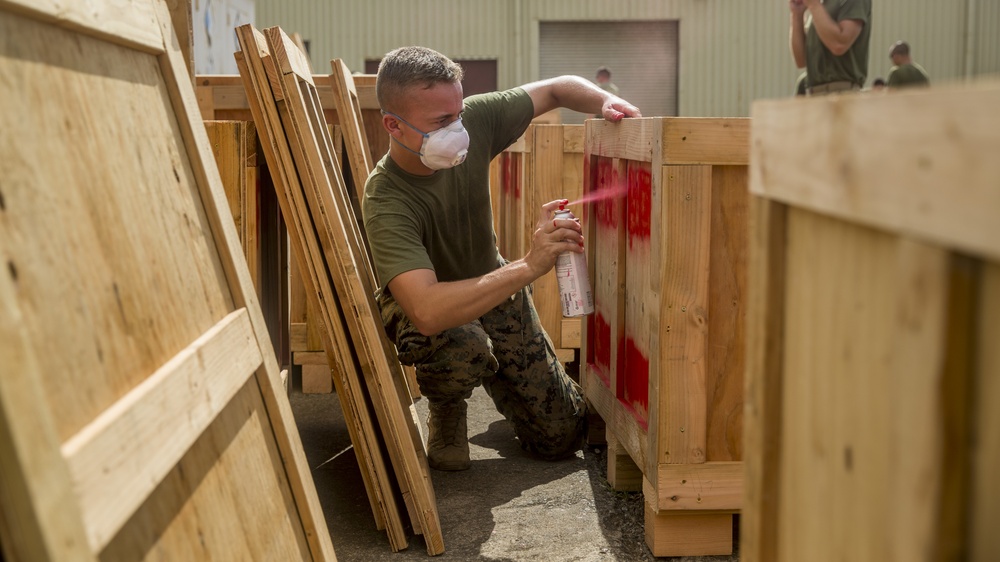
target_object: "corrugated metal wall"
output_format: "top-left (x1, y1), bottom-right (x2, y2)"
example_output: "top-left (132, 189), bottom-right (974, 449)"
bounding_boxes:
top-left (254, 0), bottom-right (1000, 117)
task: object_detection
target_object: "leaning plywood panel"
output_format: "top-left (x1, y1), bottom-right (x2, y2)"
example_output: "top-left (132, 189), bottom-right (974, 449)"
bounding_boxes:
top-left (262, 25), bottom-right (444, 555)
top-left (0, 2), bottom-right (334, 561)
top-left (234, 24), bottom-right (410, 553)
top-left (744, 81), bottom-right (1000, 562)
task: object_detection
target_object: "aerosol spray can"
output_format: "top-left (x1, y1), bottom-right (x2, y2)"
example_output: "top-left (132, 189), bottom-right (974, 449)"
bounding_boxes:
top-left (554, 205), bottom-right (594, 317)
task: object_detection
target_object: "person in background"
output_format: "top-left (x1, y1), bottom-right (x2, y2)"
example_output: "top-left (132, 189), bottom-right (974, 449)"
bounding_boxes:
top-left (870, 77), bottom-right (886, 91)
top-left (594, 66), bottom-right (620, 96)
top-left (363, 46), bottom-right (641, 471)
top-left (789, 0), bottom-right (872, 95)
top-left (886, 41), bottom-right (930, 90)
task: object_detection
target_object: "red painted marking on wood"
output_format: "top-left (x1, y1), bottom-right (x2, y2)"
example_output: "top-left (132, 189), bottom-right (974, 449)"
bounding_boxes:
top-left (626, 162), bottom-right (652, 247)
top-left (622, 336), bottom-right (650, 429)
top-left (588, 312), bottom-right (611, 386)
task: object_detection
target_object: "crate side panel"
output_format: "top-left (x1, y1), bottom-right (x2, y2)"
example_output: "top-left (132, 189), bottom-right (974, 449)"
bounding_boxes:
top-left (1, 13), bottom-right (233, 441)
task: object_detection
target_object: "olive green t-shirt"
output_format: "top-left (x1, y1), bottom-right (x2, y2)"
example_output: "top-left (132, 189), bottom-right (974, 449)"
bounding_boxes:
top-left (805, 0), bottom-right (872, 88)
top-left (362, 88), bottom-right (534, 290)
top-left (887, 62), bottom-right (930, 88)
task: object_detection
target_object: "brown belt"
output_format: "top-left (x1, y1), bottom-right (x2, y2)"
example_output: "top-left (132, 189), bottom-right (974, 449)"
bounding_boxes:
top-left (807, 81), bottom-right (861, 95)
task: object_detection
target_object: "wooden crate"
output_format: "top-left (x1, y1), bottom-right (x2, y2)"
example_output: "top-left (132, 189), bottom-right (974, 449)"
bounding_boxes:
top-left (0, 3), bottom-right (333, 560)
top-left (582, 117), bottom-right (750, 557)
top-left (489, 124), bottom-right (585, 365)
top-left (743, 82), bottom-right (1000, 562)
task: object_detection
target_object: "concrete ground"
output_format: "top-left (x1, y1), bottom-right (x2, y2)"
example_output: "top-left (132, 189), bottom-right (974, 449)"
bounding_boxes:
top-left (289, 367), bottom-right (741, 562)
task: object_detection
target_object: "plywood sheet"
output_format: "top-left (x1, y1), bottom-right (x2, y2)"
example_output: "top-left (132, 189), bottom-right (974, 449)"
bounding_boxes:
top-left (0, 2), bottom-right (334, 560)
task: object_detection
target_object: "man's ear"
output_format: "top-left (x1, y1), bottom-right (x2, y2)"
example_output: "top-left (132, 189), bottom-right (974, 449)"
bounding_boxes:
top-left (383, 113), bottom-right (402, 137)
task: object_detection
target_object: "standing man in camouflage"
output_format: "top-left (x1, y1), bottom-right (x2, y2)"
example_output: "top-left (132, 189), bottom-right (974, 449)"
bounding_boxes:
top-left (886, 41), bottom-right (930, 90)
top-left (363, 46), bottom-right (641, 471)
top-left (788, 0), bottom-right (872, 95)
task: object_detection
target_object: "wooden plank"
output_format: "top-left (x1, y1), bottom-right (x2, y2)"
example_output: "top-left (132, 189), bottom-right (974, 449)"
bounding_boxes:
top-left (205, 121), bottom-right (260, 297)
top-left (750, 82), bottom-right (1000, 263)
top-left (1, 0), bottom-right (164, 54)
top-left (705, 165), bottom-right (747, 462)
top-left (643, 494), bottom-right (733, 557)
top-left (0, 265), bottom-right (95, 561)
top-left (653, 462), bottom-right (742, 511)
top-left (606, 432), bottom-right (643, 492)
top-left (779, 209), bottom-right (951, 561)
top-left (971, 263), bottom-right (1000, 561)
top-left (581, 365), bottom-right (648, 474)
top-left (740, 198), bottom-right (787, 562)
top-left (197, 73), bottom-right (380, 112)
top-left (661, 118), bottom-right (750, 165)
top-left (164, 0), bottom-right (192, 82)
top-left (329, 58), bottom-right (375, 204)
top-left (62, 309), bottom-right (262, 551)
top-left (658, 165), bottom-right (712, 468)
top-left (235, 24), bottom-right (401, 545)
top-left (0, 2), bottom-right (334, 560)
top-left (585, 118), bottom-right (655, 162)
top-left (264, 24), bottom-right (443, 553)
top-left (560, 317), bottom-right (581, 349)
top-left (532, 125), bottom-right (569, 348)
top-left (301, 364), bottom-right (334, 394)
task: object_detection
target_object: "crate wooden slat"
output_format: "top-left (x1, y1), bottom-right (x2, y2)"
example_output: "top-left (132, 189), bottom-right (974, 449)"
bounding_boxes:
top-left (582, 117), bottom-right (750, 557)
top-left (0, 2), bottom-right (333, 560)
top-left (489, 124), bottom-right (585, 365)
top-left (744, 82), bottom-right (1000, 562)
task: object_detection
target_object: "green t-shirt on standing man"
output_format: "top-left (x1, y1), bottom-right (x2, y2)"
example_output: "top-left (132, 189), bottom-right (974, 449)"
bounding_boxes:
top-left (805, 0), bottom-right (872, 88)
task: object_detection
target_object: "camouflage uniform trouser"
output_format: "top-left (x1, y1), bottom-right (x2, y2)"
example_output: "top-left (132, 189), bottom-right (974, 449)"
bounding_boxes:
top-left (377, 280), bottom-right (587, 460)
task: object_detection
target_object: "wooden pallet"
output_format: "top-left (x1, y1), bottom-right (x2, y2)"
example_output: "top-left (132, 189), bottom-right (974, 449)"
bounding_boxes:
top-left (0, 2), bottom-right (333, 560)
top-left (582, 117), bottom-right (750, 557)
top-left (236, 24), bottom-right (444, 555)
top-left (744, 81), bottom-right (1000, 562)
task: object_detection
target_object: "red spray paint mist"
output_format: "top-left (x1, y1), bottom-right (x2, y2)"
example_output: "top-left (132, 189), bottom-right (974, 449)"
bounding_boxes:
top-left (565, 181), bottom-right (629, 207)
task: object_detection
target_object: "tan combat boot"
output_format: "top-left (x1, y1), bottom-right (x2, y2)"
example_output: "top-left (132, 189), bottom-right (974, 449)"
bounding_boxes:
top-left (425, 399), bottom-right (470, 471)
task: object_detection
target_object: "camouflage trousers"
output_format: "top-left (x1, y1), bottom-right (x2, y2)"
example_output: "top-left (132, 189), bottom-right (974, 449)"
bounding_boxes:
top-left (377, 281), bottom-right (587, 460)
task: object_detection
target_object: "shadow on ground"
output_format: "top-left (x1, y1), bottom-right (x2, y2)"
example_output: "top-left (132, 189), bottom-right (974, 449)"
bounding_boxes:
top-left (289, 366), bottom-right (739, 562)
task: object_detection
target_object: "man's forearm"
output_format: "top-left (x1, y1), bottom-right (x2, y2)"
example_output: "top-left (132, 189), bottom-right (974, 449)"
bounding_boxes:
top-left (790, 13), bottom-right (807, 68)
top-left (404, 259), bottom-right (541, 336)
top-left (807, 3), bottom-right (858, 55)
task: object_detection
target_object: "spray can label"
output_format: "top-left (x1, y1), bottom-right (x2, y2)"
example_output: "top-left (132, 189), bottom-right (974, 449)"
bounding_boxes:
top-left (554, 209), bottom-right (594, 317)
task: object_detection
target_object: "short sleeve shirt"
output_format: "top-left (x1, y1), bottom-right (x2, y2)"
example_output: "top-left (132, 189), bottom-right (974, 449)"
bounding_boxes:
top-left (805, 0), bottom-right (872, 88)
top-left (362, 88), bottom-right (534, 290)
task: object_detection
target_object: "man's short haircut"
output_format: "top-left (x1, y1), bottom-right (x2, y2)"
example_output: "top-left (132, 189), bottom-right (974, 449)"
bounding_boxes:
top-left (376, 46), bottom-right (464, 114)
top-left (890, 41), bottom-right (910, 58)
top-left (596, 66), bottom-right (612, 79)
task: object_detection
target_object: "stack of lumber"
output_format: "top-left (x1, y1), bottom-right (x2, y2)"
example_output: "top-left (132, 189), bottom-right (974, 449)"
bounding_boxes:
top-left (234, 24), bottom-right (443, 554)
top-left (0, 2), bottom-right (333, 560)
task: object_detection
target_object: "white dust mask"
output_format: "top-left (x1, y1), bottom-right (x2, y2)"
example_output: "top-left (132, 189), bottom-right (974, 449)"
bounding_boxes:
top-left (389, 113), bottom-right (470, 170)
